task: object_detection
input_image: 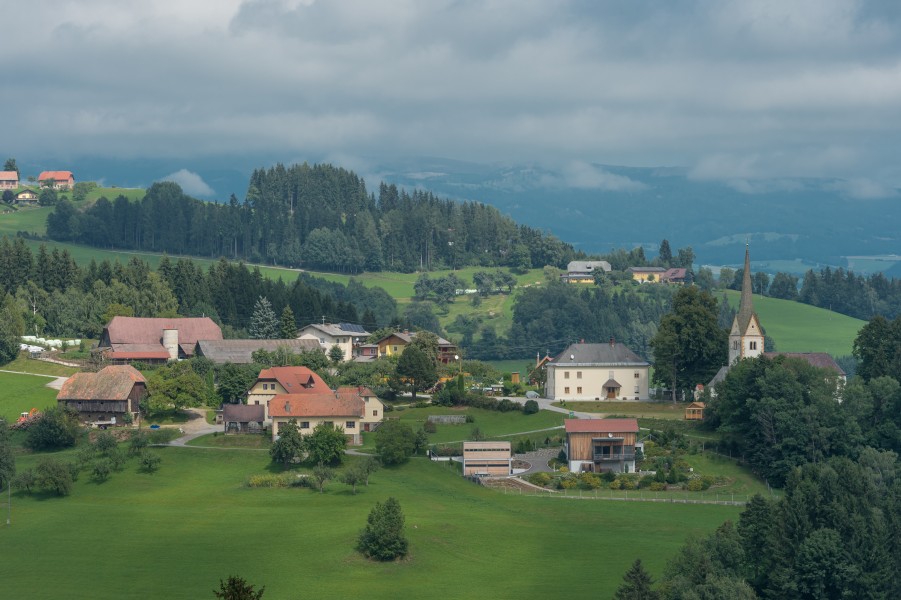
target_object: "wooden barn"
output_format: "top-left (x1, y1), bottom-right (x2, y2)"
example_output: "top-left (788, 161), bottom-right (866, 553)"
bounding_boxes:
top-left (564, 418), bottom-right (640, 474)
top-left (57, 365), bottom-right (146, 424)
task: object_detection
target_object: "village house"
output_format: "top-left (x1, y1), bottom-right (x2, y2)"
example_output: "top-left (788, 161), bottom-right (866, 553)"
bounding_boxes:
top-left (462, 441), bottom-right (512, 477)
top-left (97, 316), bottom-right (223, 364)
top-left (684, 402), bottom-right (706, 421)
top-left (246, 366), bottom-right (329, 420)
top-left (222, 403), bottom-right (265, 434)
top-left (268, 393), bottom-right (365, 445)
top-left (661, 267), bottom-right (688, 284)
top-left (564, 418), bottom-right (641, 473)
top-left (0, 171), bottom-right (19, 190)
top-left (628, 266), bottom-right (667, 283)
top-left (56, 365), bottom-right (146, 424)
top-left (14, 188), bottom-right (38, 204)
top-left (560, 260), bottom-right (612, 284)
top-left (337, 386), bottom-right (383, 432)
top-left (762, 352), bottom-right (847, 383)
top-left (38, 170), bottom-right (75, 190)
top-left (545, 340), bottom-right (650, 401)
top-left (354, 343), bottom-right (379, 362)
top-left (297, 322), bottom-right (370, 361)
top-left (193, 338), bottom-right (320, 364)
top-left (375, 330), bottom-right (459, 363)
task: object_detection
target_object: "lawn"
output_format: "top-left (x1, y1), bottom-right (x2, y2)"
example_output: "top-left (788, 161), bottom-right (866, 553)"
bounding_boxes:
top-left (486, 358), bottom-right (537, 375)
top-left (187, 433), bottom-right (271, 449)
top-left (362, 406), bottom-right (566, 449)
top-left (723, 290), bottom-right (864, 356)
top-left (552, 401), bottom-right (689, 420)
top-left (2, 352), bottom-right (79, 377)
top-left (1, 448), bottom-right (739, 599)
top-left (0, 371), bottom-right (61, 422)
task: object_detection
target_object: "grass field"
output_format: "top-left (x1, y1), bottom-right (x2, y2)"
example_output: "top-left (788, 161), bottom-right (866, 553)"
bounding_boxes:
top-left (2, 353), bottom-right (79, 377)
top-left (552, 401), bottom-right (688, 420)
top-left (0, 371), bottom-right (61, 422)
top-left (722, 290), bottom-right (864, 355)
top-left (1, 447), bottom-right (739, 599)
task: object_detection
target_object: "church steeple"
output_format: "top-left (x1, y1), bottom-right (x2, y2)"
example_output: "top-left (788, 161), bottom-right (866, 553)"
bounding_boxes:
top-left (729, 243), bottom-right (764, 364)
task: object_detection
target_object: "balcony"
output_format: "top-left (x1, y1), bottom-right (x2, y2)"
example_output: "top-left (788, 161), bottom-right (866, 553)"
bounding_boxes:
top-left (593, 453), bottom-right (635, 462)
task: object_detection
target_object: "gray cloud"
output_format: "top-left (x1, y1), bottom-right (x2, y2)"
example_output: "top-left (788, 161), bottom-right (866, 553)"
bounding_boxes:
top-left (159, 169), bottom-right (215, 196)
top-left (6, 0), bottom-right (901, 186)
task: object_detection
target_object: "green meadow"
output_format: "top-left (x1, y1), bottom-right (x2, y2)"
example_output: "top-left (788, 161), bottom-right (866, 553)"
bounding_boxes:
top-left (1, 446), bottom-right (739, 600)
top-left (722, 290), bottom-right (864, 355)
top-left (0, 371), bottom-right (61, 422)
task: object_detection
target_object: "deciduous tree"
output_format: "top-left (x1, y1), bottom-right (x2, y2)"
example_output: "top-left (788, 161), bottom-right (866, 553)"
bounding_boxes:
top-left (305, 422), bottom-right (346, 466)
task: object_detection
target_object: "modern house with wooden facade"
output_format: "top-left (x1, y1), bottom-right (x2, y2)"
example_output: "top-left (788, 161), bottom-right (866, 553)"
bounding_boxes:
top-left (462, 441), bottom-right (512, 477)
top-left (56, 365), bottom-right (146, 424)
top-left (375, 330), bottom-right (459, 363)
top-left (564, 418), bottom-right (640, 473)
top-left (545, 340), bottom-right (650, 401)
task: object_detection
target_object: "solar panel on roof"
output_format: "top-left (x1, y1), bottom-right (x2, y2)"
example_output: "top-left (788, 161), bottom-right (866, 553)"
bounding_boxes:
top-left (338, 323), bottom-right (367, 333)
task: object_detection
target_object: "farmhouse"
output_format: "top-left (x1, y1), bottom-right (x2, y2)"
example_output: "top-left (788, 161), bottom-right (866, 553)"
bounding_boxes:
top-left (222, 403), bottom-right (265, 433)
top-left (564, 418), bottom-right (640, 473)
top-left (628, 266), bottom-right (666, 283)
top-left (561, 260), bottom-right (612, 284)
top-left (15, 188), bottom-right (38, 203)
top-left (545, 340), bottom-right (650, 401)
top-left (246, 366), bottom-right (329, 420)
top-left (98, 316), bottom-right (223, 364)
top-left (661, 267), bottom-right (688, 284)
top-left (194, 338), bottom-right (320, 364)
top-left (297, 322), bottom-right (369, 361)
top-left (462, 441), bottom-right (512, 477)
top-left (269, 393), bottom-right (365, 445)
top-left (38, 170), bottom-right (75, 190)
top-left (375, 330), bottom-right (459, 363)
top-left (0, 171), bottom-right (18, 190)
top-left (56, 365), bottom-right (146, 423)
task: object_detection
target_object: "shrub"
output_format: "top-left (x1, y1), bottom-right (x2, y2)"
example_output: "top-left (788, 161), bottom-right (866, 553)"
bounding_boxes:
top-left (523, 399), bottom-right (539, 414)
top-left (140, 451), bottom-right (162, 474)
top-left (686, 477), bottom-right (705, 492)
top-left (92, 458), bottom-right (112, 482)
top-left (649, 482), bottom-right (667, 491)
top-left (529, 472), bottom-right (552, 487)
top-left (579, 473), bottom-right (601, 490)
top-left (25, 406), bottom-right (82, 451)
top-left (608, 479), bottom-right (622, 490)
top-left (376, 420), bottom-right (417, 465)
top-left (35, 458), bottom-right (74, 496)
top-left (13, 469), bottom-right (36, 494)
top-left (469, 427), bottom-right (485, 441)
top-left (246, 473), bottom-right (296, 488)
top-left (412, 401), bottom-right (429, 409)
top-left (465, 414), bottom-right (475, 423)
top-left (601, 470), bottom-right (617, 483)
top-left (639, 474), bottom-right (656, 489)
top-left (423, 420), bottom-right (437, 434)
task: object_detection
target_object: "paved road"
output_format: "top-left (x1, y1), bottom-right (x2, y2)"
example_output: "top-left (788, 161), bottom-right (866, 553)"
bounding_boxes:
top-left (503, 396), bottom-right (603, 420)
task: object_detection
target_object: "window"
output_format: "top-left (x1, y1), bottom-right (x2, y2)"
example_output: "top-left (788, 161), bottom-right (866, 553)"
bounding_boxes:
top-left (300, 421), bottom-right (310, 429)
top-left (564, 371), bottom-right (570, 379)
top-left (346, 421), bottom-right (356, 429)
top-left (634, 372), bottom-right (640, 378)
top-left (372, 410), bottom-right (378, 416)
top-left (564, 387), bottom-right (570, 394)
top-left (577, 371), bottom-right (582, 379)
top-left (577, 387), bottom-right (582, 394)
top-left (254, 401), bottom-right (259, 405)
top-left (393, 345), bottom-right (398, 352)
top-left (749, 341), bottom-right (757, 350)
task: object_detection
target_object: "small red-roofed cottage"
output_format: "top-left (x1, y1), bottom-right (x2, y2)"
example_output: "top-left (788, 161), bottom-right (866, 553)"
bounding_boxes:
top-left (564, 418), bottom-right (641, 473)
top-left (38, 170), bottom-right (75, 190)
top-left (269, 393), bottom-right (365, 444)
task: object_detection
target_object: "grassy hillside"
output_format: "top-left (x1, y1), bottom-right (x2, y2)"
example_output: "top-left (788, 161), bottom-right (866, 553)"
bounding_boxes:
top-left (723, 290), bottom-right (864, 356)
top-left (0, 371), bottom-right (61, 422)
top-left (2, 446), bottom-right (738, 599)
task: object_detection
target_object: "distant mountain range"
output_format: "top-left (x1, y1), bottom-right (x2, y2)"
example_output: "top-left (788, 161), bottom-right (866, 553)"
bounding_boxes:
top-left (25, 155), bottom-right (901, 274)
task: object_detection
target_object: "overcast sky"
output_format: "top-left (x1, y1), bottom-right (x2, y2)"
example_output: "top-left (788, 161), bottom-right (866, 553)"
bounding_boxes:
top-left (8, 0), bottom-right (901, 193)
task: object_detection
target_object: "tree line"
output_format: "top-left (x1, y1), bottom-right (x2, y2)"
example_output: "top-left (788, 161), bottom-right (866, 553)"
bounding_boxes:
top-left (44, 163), bottom-right (581, 274)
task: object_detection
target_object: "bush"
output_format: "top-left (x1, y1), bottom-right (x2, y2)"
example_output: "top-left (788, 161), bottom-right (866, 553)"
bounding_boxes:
top-left (92, 458), bottom-right (112, 482)
top-left (608, 479), bottom-right (622, 490)
top-left (465, 414), bottom-right (475, 423)
top-left (523, 399), bottom-right (539, 414)
top-left (579, 473), bottom-right (601, 490)
top-left (558, 476), bottom-right (577, 490)
top-left (140, 451), bottom-right (162, 474)
top-left (528, 472), bottom-right (552, 487)
top-left (649, 482), bottom-right (667, 491)
top-left (25, 406), bottom-right (82, 451)
top-left (376, 420), bottom-right (417, 466)
top-left (357, 497), bottom-right (408, 561)
top-left (36, 458), bottom-right (74, 496)
top-left (423, 420), bottom-right (437, 434)
top-left (245, 473), bottom-right (297, 488)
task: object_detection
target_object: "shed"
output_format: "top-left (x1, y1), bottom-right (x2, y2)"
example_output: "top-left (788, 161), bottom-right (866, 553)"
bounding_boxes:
top-left (684, 402), bottom-right (705, 421)
top-left (223, 404), bottom-right (265, 433)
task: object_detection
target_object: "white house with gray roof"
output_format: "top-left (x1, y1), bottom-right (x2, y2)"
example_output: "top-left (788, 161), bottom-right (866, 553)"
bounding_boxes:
top-left (561, 260), bottom-right (612, 284)
top-left (297, 322), bottom-right (370, 362)
top-left (545, 340), bottom-right (650, 401)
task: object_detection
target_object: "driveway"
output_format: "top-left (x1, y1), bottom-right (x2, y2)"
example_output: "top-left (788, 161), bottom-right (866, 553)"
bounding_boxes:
top-left (502, 396), bottom-right (603, 420)
top-left (164, 408), bottom-right (220, 446)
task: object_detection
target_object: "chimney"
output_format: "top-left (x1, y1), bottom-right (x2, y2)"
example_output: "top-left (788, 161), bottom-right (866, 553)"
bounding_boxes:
top-left (609, 337), bottom-right (615, 347)
top-left (162, 329), bottom-right (178, 361)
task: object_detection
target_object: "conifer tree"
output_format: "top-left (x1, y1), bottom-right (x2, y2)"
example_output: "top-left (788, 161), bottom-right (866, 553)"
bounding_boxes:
top-left (613, 558), bottom-right (659, 600)
top-left (356, 497), bottom-right (408, 561)
top-left (249, 296), bottom-right (279, 339)
top-left (279, 305), bottom-right (297, 339)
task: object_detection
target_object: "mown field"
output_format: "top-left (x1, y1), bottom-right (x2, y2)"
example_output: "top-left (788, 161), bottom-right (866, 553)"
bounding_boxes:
top-left (0, 371), bottom-right (62, 422)
top-left (1, 445), bottom-right (740, 600)
top-left (722, 290), bottom-right (864, 355)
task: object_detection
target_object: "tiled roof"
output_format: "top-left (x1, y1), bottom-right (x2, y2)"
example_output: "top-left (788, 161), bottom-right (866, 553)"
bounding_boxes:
top-left (196, 339), bottom-right (321, 364)
top-left (0, 171), bottom-right (18, 181)
top-left (38, 171), bottom-right (74, 181)
top-left (337, 386), bottom-right (376, 398)
top-left (257, 366), bottom-right (328, 392)
top-left (377, 331), bottom-right (454, 347)
top-left (301, 322), bottom-right (370, 337)
top-left (763, 352), bottom-right (846, 376)
top-left (663, 268), bottom-right (687, 280)
top-left (552, 342), bottom-right (648, 367)
top-left (102, 316), bottom-right (222, 357)
top-left (223, 404), bottom-right (265, 423)
top-left (564, 418), bottom-right (639, 434)
top-left (57, 366), bottom-right (145, 401)
top-left (268, 394), bottom-right (364, 418)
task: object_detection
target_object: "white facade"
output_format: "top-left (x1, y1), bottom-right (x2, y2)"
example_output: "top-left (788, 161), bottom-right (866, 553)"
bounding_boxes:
top-left (547, 364), bottom-right (650, 401)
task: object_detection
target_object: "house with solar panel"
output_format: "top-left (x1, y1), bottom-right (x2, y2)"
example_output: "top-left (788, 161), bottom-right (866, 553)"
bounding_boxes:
top-left (297, 322), bottom-right (370, 362)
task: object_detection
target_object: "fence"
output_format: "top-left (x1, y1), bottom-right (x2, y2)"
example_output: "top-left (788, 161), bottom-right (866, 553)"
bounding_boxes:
top-left (492, 483), bottom-right (755, 506)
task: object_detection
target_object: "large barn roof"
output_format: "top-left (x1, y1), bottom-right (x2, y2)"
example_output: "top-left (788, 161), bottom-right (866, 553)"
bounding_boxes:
top-left (57, 366), bottom-right (145, 401)
top-left (196, 339), bottom-right (320, 364)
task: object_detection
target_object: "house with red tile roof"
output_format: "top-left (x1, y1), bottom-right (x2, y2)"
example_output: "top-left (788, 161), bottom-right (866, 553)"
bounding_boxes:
top-left (57, 365), bottom-right (146, 423)
top-left (38, 170), bottom-right (75, 190)
top-left (0, 171), bottom-right (19, 190)
top-left (564, 418), bottom-right (641, 473)
top-left (269, 393), bottom-right (365, 444)
top-left (98, 316), bottom-right (222, 364)
top-left (337, 386), bottom-right (383, 431)
top-left (246, 366), bottom-right (329, 420)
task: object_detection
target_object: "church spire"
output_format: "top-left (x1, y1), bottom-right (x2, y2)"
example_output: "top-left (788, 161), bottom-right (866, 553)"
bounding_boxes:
top-left (736, 243), bottom-right (755, 334)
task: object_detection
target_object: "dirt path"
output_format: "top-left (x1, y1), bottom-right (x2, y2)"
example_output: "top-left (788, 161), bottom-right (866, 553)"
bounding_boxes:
top-left (162, 409), bottom-right (221, 446)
